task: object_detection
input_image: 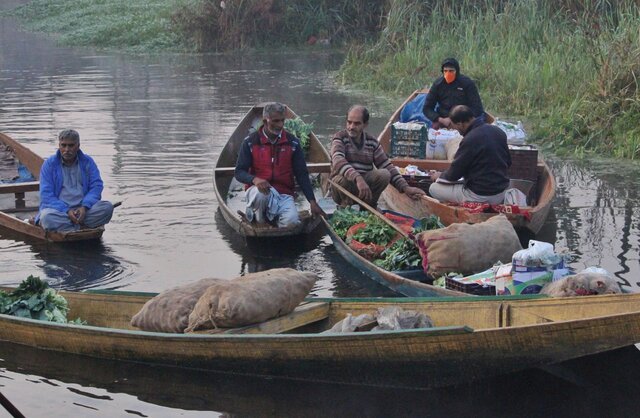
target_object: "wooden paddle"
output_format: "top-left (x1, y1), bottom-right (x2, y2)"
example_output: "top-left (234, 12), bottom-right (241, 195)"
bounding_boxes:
top-left (328, 178), bottom-right (410, 239)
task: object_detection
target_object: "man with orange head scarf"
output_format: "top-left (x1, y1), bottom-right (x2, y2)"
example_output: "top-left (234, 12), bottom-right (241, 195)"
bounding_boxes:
top-left (422, 58), bottom-right (485, 129)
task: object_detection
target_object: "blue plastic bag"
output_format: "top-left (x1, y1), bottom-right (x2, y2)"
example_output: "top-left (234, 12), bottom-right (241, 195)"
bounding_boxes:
top-left (399, 93), bottom-right (431, 126)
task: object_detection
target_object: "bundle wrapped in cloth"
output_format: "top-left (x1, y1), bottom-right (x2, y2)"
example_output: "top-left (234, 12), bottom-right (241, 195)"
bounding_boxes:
top-left (414, 214), bottom-right (522, 277)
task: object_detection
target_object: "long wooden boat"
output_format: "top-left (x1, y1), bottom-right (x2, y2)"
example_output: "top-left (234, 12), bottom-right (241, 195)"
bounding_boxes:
top-left (0, 133), bottom-right (105, 242)
top-left (214, 105), bottom-right (332, 238)
top-left (321, 216), bottom-right (466, 297)
top-left (377, 90), bottom-right (556, 234)
top-left (1, 287), bottom-right (639, 389)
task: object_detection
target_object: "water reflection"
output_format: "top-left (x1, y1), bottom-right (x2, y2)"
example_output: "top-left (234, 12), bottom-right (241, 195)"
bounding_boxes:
top-left (1, 341), bottom-right (639, 418)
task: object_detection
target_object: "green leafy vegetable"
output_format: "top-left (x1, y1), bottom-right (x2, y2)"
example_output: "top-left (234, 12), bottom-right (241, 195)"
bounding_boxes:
top-left (350, 217), bottom-right (396, 245)
top-left (284, 117), bottom-right (314, 151)
top-left (374, 238), bottom-right (422, 271)
top-left (0, 275), bottom-right (84, 325)
top-left (414, 215), bottom-right (445, 232)
top-left (329, 207), bottom-right (371, 239)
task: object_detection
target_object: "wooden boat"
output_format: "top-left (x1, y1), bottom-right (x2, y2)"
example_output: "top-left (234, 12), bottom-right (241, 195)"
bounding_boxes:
top-left (377, 90), bottom-right (556, 234)
top-left (320, 215), bottom-right (466, 297)
top-left (214, 105), bottom-right (332, 238)
top-left (1, 287), bottom-right (639, 389)
top-left (0, 133), bottom-right (105, 242)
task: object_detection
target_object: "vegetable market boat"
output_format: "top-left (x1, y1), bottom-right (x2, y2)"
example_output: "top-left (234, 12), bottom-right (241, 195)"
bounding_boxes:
top-left (0, 133), bottom-right (105, 242)
top-left (1, 287), bottom-right (639, 389)
top-left (214, 104), bottom-right (332, 238)
top-left (377, 90), bottom-right (556, 234)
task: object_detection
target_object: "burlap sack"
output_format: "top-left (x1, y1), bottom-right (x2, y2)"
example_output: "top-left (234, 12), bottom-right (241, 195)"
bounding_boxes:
top-left (185, 268), bottom-right (318, 332)
top-left (130, 278), bottom-right (223, 333)
top-left (415, 214), bottom-right (522, 277)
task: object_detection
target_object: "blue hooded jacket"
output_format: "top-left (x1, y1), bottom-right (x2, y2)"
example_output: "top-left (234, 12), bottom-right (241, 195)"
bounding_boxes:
top-left (36, 149), bottom-right (104, 222)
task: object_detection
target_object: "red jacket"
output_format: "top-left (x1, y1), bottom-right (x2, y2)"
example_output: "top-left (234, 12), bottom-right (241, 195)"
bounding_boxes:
top-left (246, 129), bottom-right (295, 196)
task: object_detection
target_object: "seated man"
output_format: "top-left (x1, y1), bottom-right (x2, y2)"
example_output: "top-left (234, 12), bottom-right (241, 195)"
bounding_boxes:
top-left (37, 129), bottom-right (114, 232)
top-left (422, 58), bottom-right (485, 129)
top-left (330, 105), bottom-right (425, 208)
top-left (234, 102), bottom-right (324, 227)
top-left (429, 105), bottom-right (511, 204)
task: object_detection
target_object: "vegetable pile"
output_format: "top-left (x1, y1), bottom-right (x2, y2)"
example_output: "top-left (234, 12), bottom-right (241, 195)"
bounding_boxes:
top-left (0, 275), bottom-right (84, 324)
top-left (284, 117), bottom-right (313, 151)
top-left (329, 208), bottom-right (444, 271)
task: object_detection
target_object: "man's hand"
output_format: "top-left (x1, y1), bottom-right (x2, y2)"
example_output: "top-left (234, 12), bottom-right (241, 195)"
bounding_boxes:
top-left (404, 186), bottom-right (426, 200)
top-left (252, 177), bottom-right (271, 194)
top-left (67, 206), bottom-right (87, 224)
top-left (309, 200), bottom-right (326, 218)
top-left (355, 176), bottom-right (372, 203)
top-left (429, 170), bottom-right (441, 181)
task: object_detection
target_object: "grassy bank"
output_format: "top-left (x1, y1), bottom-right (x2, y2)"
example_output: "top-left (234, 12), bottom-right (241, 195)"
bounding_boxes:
top-left (6, 0), bottom-right (185, 51)
top-left (339, 0), bottom-right (640, 158)
top-left (6, 0), bottom-right (386, 52)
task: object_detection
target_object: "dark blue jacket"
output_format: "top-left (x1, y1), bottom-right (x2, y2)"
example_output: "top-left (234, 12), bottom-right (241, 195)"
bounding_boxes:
top-left (423, 74), bottom-right (485, 122)
top-left (441, 119), bottom-right (511, 196)
top-left (37, 149), bottom-right (104, 222)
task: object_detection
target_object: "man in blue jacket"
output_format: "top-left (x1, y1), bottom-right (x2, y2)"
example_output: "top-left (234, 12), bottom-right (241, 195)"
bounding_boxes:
top-left (36, 129), bottom-right (114, 232)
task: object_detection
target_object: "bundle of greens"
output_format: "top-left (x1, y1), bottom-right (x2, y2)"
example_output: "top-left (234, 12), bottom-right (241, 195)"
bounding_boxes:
top-left (284, 117), bottom-right (313, 151)
top-left (329, 207), bottom-right (371, 239)
top-left (414, 215), bottom-right (445, 232)
top-left (374, 238), bottom-right (422, 271)
top-left (350, 217), bottom-right (397, 246)
top-left (373, 215), bottom-right (444, 271)
top-left (0, 275), bottom-right (84, 324)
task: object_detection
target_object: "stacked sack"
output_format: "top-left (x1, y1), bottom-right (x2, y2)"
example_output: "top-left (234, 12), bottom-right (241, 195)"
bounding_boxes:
top-left (130, 268), bottom-right (317, 333)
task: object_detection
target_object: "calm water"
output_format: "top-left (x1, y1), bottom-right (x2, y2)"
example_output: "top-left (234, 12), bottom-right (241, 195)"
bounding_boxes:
top-left (1, 2), bottom-right (640, 416)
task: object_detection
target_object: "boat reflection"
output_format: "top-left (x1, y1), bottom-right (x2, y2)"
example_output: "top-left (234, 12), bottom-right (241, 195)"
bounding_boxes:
top-left (0, 341), bottom-right (639, 417)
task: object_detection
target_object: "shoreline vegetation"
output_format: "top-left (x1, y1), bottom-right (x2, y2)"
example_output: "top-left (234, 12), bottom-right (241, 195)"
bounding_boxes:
top-left (6, 0), bottom-right (640, 158)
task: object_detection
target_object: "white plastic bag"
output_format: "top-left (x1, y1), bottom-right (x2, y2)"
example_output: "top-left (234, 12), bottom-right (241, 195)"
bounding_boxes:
top-left (494, 120), bottom-right (527, 145)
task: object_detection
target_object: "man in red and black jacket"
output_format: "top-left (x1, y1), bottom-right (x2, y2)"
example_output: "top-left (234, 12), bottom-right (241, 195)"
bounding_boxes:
top-left (235, 102), bottom-right (325, 227)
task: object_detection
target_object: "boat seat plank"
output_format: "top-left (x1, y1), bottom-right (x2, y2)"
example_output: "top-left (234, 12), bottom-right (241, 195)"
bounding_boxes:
top-left (0, 181), bottom-right (39, 194)
top-left (215, 163), bottom-right (331, 177)
top-left (225, 301), bottom-right (330, 334)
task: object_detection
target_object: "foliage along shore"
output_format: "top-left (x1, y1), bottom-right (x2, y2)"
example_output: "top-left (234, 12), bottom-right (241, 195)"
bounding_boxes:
top-left (6, 0), bottom-right (640, 158)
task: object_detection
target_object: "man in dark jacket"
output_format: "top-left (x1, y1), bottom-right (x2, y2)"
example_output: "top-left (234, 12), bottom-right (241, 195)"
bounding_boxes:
top-left (429, 105), bottom-right (511, 204)
top-left (235, 102), bottom-right (324, 227)
top-left (422, 58), bottom-right (485, 129)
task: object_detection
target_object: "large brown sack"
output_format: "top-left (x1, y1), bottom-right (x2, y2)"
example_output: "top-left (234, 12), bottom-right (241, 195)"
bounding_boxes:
top-left (415, 214), bottom-right (522, 277)
top-left (131, 278), bottom-right (223, 333)
top-left (186, 268), bottom-right (318, 332)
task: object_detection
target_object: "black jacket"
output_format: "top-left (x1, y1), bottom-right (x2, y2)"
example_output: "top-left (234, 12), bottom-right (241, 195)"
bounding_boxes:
top-left (441, 119), bottom-right (511, 196)
top-left (422, 74), bottom-right (485, 122)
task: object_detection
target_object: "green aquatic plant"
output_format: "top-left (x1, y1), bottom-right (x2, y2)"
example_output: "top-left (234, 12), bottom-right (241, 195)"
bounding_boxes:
top-left (0, 275), bottom-right (85, 324)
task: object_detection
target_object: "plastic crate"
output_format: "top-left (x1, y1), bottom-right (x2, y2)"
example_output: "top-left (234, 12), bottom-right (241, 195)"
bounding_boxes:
top-left (445, 276), bottom-right (496, 296)
top-left (508, 145), bottom-right (538, 182)
top-left (390, 122), bottom-right (427, 159)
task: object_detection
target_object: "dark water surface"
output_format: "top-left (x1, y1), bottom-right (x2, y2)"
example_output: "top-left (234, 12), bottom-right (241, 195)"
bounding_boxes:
top-left (1, 2), bottom-right (640, 416)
